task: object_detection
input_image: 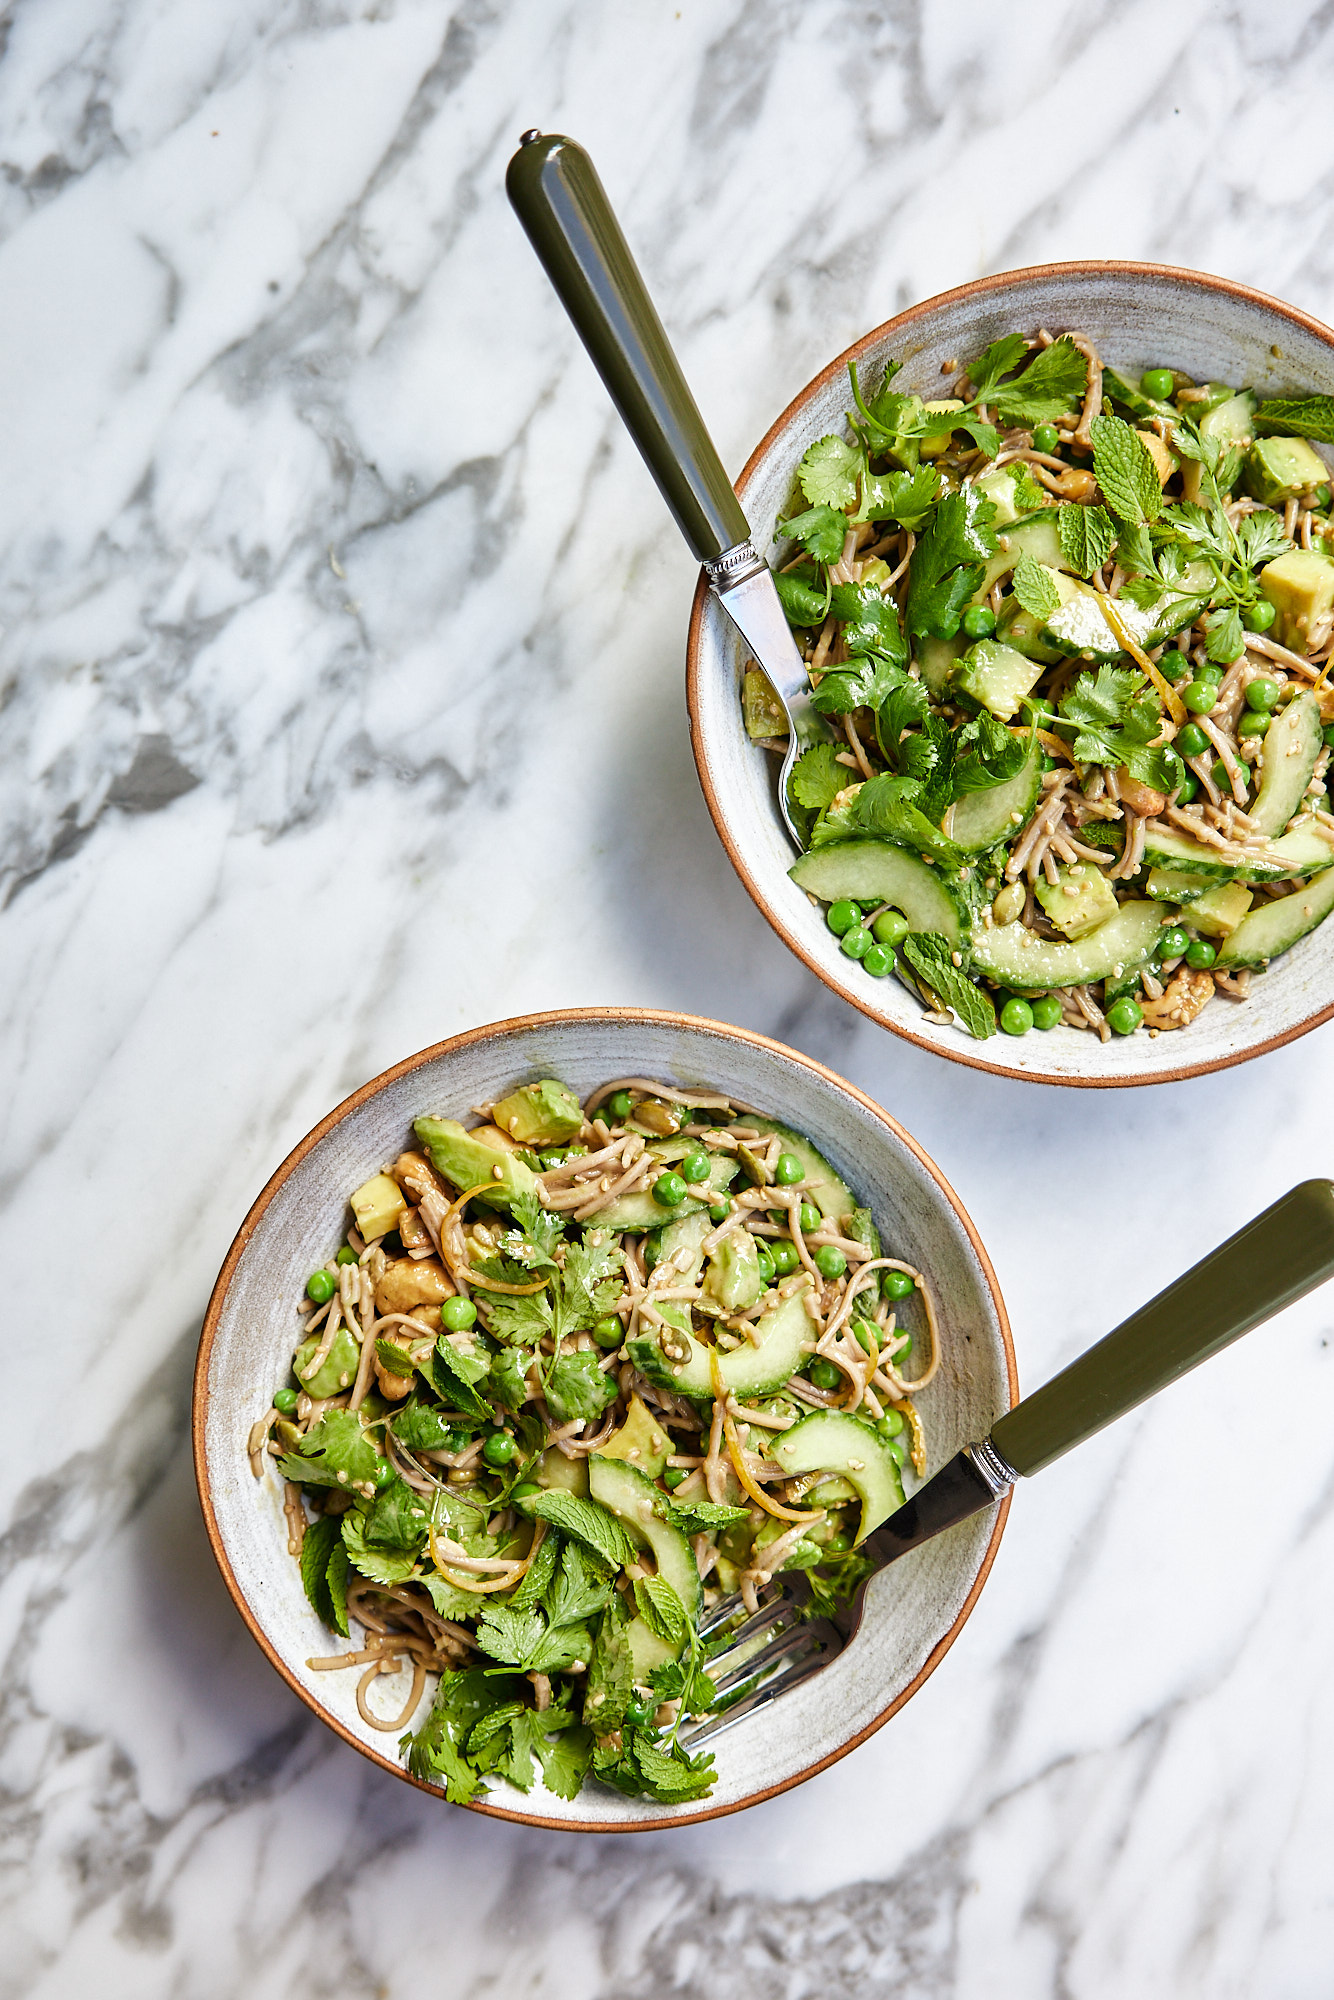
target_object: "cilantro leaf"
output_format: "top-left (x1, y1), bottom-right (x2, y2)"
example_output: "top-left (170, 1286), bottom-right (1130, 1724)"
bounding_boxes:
top-left (275, 1408), bottom-right (381, 1493)
top-left (797, 434), bottom-right (862, 509)
top-left (810, 649), bottom-right (908, 717)
top-left (827, 581), bottom-right (907, 660)
top-left (362, 1473), bottom-right (432, 1552)
top-left (299, 1513), bottom-right (341, 1627)
top-left (773, 568), bottom-right (830, 629)
top-left (1057, 501), bottom-right (1117, 578)
top-left (1011, 554), bottom-right (1061, 619)
top-left (473, 1604), bottom-right (545, 1667)
top-left (1234, 509), bottom-right (1292, 571)
top-left (1090, 414), bottom-right (1163, 526)
top-left (535, 1724), bottom-right (595, 1800)
top-left (1057, 665), bottom-right (1179, 790)
top-left (906, 487), bottom-right (999, 640)
top-left (421, 1570), bottom-right (490, 1620)
top-left (987, 335), bottom-right (1087, 424)
top-left (527, 1489), bottom-right (638, 1570)
top-left (900, 934), bottom-right (996, 1039)
top-left (1253, 396), bottom-right (1334, 445)
top-left (488, 1345), bottom-right (533, 1409)
top-left (560, 1240), bottom-right (623, 1332)
top-left (647, 1654), bottom-right (719, 1717)
top-left (506, 1191), bottom-right (564, 1270)
top-left (545, 1351), bottom-right (616, 1425)
top-left (778, 504), bottom-right (849, 563)
top-left (858, 464), bottom-right (941, 529)
top-left (813, 771), bottom-right (965, 865)
top-left (876, 676), bottom-right (931, 763)
top-left (404, 1667), bottom-right (519, 1802)
top-left (341, 1508), bottom-right (419, 1584)
top-left (789, 744), bottom-right (846, 811)
top-left (921, 409), bottom-right (1000, 460)
top-left (430, 1336), bottom-right (494, 1418)
top-left (968, 332), bottom-right (1030, 397)
top-left (953, 711), bottom-right (1029, 793)
top-left (1204, 605), bottom-right (1245, 664)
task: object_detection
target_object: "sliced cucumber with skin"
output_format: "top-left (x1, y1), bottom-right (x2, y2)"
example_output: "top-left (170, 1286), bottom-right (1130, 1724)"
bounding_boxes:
top-left (587, 1456), bottom-right (701, 1673)
top-left (946, 741), bottom-right (1044, 854)
top-left (1146, 866), bottom-right (1212, 902)
top-left (1264, 827), bottom-right (1334, 876)
top-left (1141, 823), bottom-right (1334, 886)
top-left (970, 900), bottom-right (1164, 989)
top-left (770, 1411), bottom-right (906, 1545)
top-left (790, 841), bottom-right (964, 944)
top-left (1216, 867), bottom-right (1334, 966)
top-left (1249, 691), bottom-right (1323, 837)
top-left (914, 633), bottom-right (965, 697)
top-left (598, 1154), bottom-right (736, 1231)
top-left (743, 1116), bottom-right (855, 1225)
top-left (628, 1287), bottom-right (816, 1404)
top-left (970, 512), bottom-right (1066, 599)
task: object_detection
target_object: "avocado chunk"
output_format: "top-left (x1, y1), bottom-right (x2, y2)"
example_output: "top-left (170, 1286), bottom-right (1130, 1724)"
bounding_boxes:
top-left (918, 398), bottom-right (963, 459)
top-left (490, 1079), bottom-right (583, 1147)
top-left (1186, 881), bottom-right (1253, 938)
top-left (412, 1116), bottom-right (538, 1211)
top-left (597, 1394), bottom-right (670, 1479)
top-left (349, 1172), bottom-right (407, 1242)
top-left (956, 637), bottom-right (1044, 721)
top-left (702, 1227), bottom-right (764, 1313)
top-left (1035, 862), bottom-right (1120, 940)
top-left (743, 665), bottom-right (789, 740)
top-left (1259, 549), bottom-right (1334, 653)
top-left (1244, 436), bottom-right (1328, 507)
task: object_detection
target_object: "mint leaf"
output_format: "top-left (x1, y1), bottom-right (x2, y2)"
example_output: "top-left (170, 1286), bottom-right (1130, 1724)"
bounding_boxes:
top-left (583, 1601), bottom-right (634, 1734)
top-left (618, 1731), bottom-right (717, 1803)
top-left (828, 580), bottom-right (907, 660)
top-left (299, 1513), bottom-right (341, 1626)
top-left (900, 934), bottom-right (996, 1039)
top-left (1057, 501), bottom-right (1117, 578)
top-left (1090, 414), bottom-right (1163, 526)
top-left (859, 464), bottom-right (941, 529)
top-left (430, 1338), bottom-right (494, 1418)
top-left (1011, 554), bottom-right (1061, 619)
top-left (404, 1667), bottom-right (517, 1802)
top-left (544, 1542), bottom-right (613, 1631)
top-left (778, 503), bottom-right (849, 563)
top-left (773, 568), bottom-right (830, 628)
top-left (341, 1508), bottom-right (418, 1584)
top-left (391, 1399), bottom-right (461, 1453)
top-left (1253, 396), bottom-right (1334, 445)
top-left (789, 744), bottom-right (846, 811)
top-left (988, 336), bottom-right (1087, 424)
top-left (633, 1574), bottom-right (689, 1647)
top-left (797, 435), bottom-right (862, 508)
top-left (326, 1541), bottom-right (351, 1636)
top-left (362, 1473), bottom-right (432, 1552)
top-left (506, 1527), bottom-right (561, 1610)
top-left (906, 487), bottom-right (998, 640)
top-left (657, 1496), bottom-right (749, 1533)
top-left (527, 1489), bottom-right (638, 1570)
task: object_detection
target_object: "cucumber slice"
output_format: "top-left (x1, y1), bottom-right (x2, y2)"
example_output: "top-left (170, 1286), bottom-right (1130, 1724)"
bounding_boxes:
top-left (743, 1116), bottom-right (854, 1225)
top-left (955, 639), bottom-right (1044, 721)
top-left (1145, 867), bottom-right (1211, 902)
top-left (587, 1456), bottom-right (702, 1671)
top-left (970, 513), bottom-right (1065, 599)
top-left (598, 1155), bottom-right (736, 1232)
top-left (770, 1411), bottom-right (906, 1545)
top-left (945, 741), bottom-right (1043, 854)
top-left (1265, 827), bottom-right (1334, 876)
top-left (1140, 827), bottom-right (1287, 884)
top-left (915, 633), bottom-right (964, 697)
top-left (970, 900), bottom-right (1164, 988)
top-left (1249, 691), bottom-right (1323, 837)
top-left (628, 1288), bottom-right (816, 1403)
top-left (789, 841), bottom-right (963, 943)
top-left (1043, 575), bottom-right (1156, 661)
top-left (1216, 867), bottom-right (1334, 966)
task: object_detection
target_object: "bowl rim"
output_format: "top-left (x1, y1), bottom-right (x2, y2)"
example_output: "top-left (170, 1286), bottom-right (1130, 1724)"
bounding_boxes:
top-left (192, 1006), bottom-right (1017, 1831)
top-left (686, 258), bottom-right (1334, 1088)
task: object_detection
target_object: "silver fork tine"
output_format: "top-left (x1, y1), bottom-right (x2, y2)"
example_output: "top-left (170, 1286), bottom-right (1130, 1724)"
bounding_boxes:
top-left (684, 1623), bottom-right (843, 1747)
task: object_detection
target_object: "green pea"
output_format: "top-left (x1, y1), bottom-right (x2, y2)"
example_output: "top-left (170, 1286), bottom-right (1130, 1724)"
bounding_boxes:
top-left (799, 1201), bottom-right (822, 1234)
top-left (482, 1430), bottom-right (517, 1468)
top-left (1242, 599), bottom-right (1276, 633)
top-left (1212, 760), bottom-right (1236, 793)
top-left (1176, 770), bottom-right (1200, 803)
top-left (756, 1246), bottom-right (776, 1284)
top-left (1141, 367), bottom-right (1175, 400)
top-left (306, 1268), bottom-right (336, 1304)
top-left (871, 908), bottom-right (910, 949)
top-left (1021, 695), bottom-right (1056, 722)
top-left (335, 1245), bottom-right (358, 1266)
top-left (770, 1241), bottom-right (799, 1278)
top-left (878, 1408), bottom-right (905, 1437)
top-left (814, 1245), bottom-right (847, 1279)
top-left (826, 899), bottom-right (860, 937)
top-left (510, 1481), bottom-right (541, 1499)
top-left (863, 943), bottom-right (894, 978)
top-left (652, 1171), bottom-right (687, 1208)
top-left (822, 1532), bottom-right (852, 1556)
top-left (1245, 676), bottom-right (1281, 711)
top-left (851, 1321), bottom-right (875, 1353)
top-left (882, 1269), bottom-right (915, 1302)
top-left (680, 1148), bottom-right (712, 1184)
top-left (806, 1357), bottom-right (842, 1391)
top-left (592, 1315), bottom-right (623, 1349)
top-left (1156, 648), bottom-right (1191, 684)
top-left (622, 1698), bottom-right (656, 1728)
top-left (1031, 423), bottom-right (1059, 454)
top-left (373, 1458), bottom-right (396, 1490)
top-left (1030, 994), bottom-right (1063, 1031)
top-left (1158, 925), bottom-right (1190, 960)
top-left (708, 1202), bottom-right (729, 1224)
top-left (840, 925), bottom-right (873, 960)
top-left (440, 1295), bottom-right (478, 1332)
top-left (273, 1387), bottom-right (299, 1414)
top-left (1176, 721), bottom-right (1210, 758)
top-left (774, 1151), bottom-right (804, 1186)
top-left (1185, 938), bottom-right (1217, 969)
top-left (894, 1333), bottom-right (914, 1359)
top-left (962, 603), bottom-right (996, 640)
top-left (1000, 996), bottom-right (1034, 1036)
top-left (663, 1466), bottom-right (689, 1490)
top-left (887, 1437), bottom-right (908, 1466)
top-left (606, 1090), bottom-right (633, 1121)
top-left (1182, 678), bottom-right (1218, 714)
top-left (1106, 997), bottom-right (1143, 1035)
top-left (1237, 710), bottom-right (1270, 738)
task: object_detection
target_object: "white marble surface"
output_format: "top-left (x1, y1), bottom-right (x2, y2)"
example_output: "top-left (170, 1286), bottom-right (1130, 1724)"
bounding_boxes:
top-left (5, 2), bottom-right (1334, 1993)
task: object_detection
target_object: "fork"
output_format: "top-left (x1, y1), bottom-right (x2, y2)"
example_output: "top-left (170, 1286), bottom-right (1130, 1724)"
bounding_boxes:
top-left (684, 1179), bottom-right (1334, 1746)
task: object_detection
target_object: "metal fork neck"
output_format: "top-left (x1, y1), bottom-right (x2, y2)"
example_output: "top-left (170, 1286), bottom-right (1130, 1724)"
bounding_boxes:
top-left (703, 538), bottom-right (767, 593)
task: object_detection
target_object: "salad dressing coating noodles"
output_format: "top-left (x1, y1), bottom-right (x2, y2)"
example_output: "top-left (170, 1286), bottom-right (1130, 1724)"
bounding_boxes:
top-left (749, 334), bottom-right (1334, 1042)
top-left (251, 1077), bottom-right (938, 1806)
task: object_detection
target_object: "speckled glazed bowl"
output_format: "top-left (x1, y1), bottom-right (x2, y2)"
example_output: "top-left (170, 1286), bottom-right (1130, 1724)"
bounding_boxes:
top-left (687, 263), bottom-right (1334, 1086)
top-left (195, 1009), bottom-right (1015, 1830)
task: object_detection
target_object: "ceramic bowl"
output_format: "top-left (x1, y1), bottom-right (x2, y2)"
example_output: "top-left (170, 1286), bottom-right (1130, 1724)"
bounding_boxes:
top-left (195, 1009), bottom-right (1015, 1830)
top-left (687, 262), bottom-right (1334, 1086)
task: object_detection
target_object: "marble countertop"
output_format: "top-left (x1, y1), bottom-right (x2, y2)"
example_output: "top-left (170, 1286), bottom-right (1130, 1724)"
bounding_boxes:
top-left (6, 2), bottom-right (1334, 1993)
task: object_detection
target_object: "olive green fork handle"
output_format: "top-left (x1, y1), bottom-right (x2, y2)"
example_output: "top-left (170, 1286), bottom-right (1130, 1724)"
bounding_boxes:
top-left (991, 1179), bottom-right (1334, 1478)
top-left (506, 131), bottom-right (750, 564)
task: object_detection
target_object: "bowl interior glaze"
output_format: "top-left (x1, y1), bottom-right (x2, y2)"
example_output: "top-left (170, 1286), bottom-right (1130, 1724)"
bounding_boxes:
top-left (688, 263), bottom-right (1334, 1085)
top-left (195, 1011), bottom-right (1014, 1829)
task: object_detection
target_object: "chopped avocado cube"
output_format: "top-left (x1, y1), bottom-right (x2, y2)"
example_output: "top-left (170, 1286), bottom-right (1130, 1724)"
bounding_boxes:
top-left (349, 1172), bottom-right (408, 1242)
top-left (1187, 880), bottom-right (1254, 938)
top-left (956, 637), bottom-right (1044, 721)
top-left (973, 464), bottom-right (1029, 526)
top-left (412, 1116), bottom-right (538, 1211)
top-left (1259, 548), bottom-right (1334, 653)
top-left (533, 1445), bottom-right (589, 1496)
top-left (743, 666), bottom-right (790, 740)
top-left (295, 1324), bottom-right (361, 1399)
top-left (919, 398), bottom-right (963, 459)
top-left (1035, 862), bottom-right (1120, 940)
top-left (702, 1227), bottom-right (763, 1312)
top-left (1137, 428), bottom-right (1177, 486)
top-left (490, 1079), bottom-right (583, 1146)
top-left (1244, 436), bottom-right (1328, 507)
top-left (597, 1394), bottom-right (670, 1480)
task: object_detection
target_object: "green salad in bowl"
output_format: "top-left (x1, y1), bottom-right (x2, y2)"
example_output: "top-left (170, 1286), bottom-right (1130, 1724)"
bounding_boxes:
top-left (745, 330), bottom-right (1334, 1046)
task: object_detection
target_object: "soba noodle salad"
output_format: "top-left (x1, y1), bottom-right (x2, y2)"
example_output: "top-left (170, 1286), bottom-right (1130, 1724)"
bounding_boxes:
top-left (251, 1076), bottom-right (936, 1806)
top-left (748, 333), bottom-right (1334, 1043)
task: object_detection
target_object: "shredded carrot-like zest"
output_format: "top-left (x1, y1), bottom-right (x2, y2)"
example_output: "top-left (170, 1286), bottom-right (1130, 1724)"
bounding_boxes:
top-left (427, 1519), bottom-right (546, 1594)
top-left (710, 1352), bottom-right (820, 1524)
top-left (894, 1395), bottom-right (927, 1477)
top-left (1100, 595), bottom-right (1187, 726)
top-left (439, 1181), bottom-right (551, 1294)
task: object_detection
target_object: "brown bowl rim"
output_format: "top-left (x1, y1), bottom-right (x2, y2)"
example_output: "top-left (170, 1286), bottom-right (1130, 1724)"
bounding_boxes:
top-left (686, 258), bottom-right (1334, 1088)
top-left (193, 1006), bottom-right (1017, 1832)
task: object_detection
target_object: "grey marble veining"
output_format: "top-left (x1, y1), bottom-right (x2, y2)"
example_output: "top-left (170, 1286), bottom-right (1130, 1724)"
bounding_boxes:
top-left (5, 1), bottom-right (1334, 1994)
